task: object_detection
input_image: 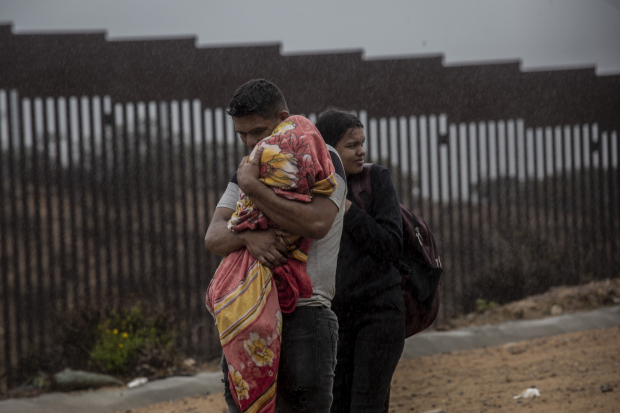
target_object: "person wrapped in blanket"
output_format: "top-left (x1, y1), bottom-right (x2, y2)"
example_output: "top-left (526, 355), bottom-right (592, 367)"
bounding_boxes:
top-left (206, 116), bottom-right (338, 412)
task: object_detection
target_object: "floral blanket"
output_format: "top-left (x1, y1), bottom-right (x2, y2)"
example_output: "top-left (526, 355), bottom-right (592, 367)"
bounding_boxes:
top-left (206, 116), bottom-right (337, 413)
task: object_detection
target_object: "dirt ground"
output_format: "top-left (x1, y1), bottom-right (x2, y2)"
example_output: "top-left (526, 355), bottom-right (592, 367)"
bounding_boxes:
top-left (114, 327), bottom-right (620, 413)
top-left (114, 279), bottom-right (620, 413)
top-left (444, 278), bottom-right (620, 330)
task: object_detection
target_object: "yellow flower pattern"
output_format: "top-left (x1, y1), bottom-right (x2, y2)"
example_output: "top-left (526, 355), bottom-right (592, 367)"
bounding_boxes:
top-left (244, 332), bottom-right (275, 367)
top-left (229, 365), bottom-right (250, 400)
top-left (258, 143), bottom-right (300, 189)
top-left (271, 121), bottom-right (295, 135)
top-left (276, 311), bottom-right (282, 337)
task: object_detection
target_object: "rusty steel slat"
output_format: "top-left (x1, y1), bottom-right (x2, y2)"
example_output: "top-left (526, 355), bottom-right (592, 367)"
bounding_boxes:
top-left (221, 109), bottom-right (229, 183)
top-left (569, 126), bottom-right (580, 279)
top-left (502, 121), bottom-right (511, 233)
top-left (616, 131), bottom-right (620, 271)
top-left (416, 118), bottom-right (424, 216)
top-left (596, 129), bottom-right (608, 278)
top-left (64, 98), bottom-right (79, 309)
top-left (144, 102), bottom-right (157, 296)
top-left (188, 100), bottom-right (200, 356)
top-left (532, 128), bottom-right (541, 240)
top-left (119, 103), bottom-right (134, 294)
top-left (465, 123), bottom-right (473, 279)
top-left (396, 118), bottom-right (403, 201)
top-left (495, 123), bottom-right (502, 246)
top-left (89, 96), bottom-right (102, 307)
top-left (579, 126), bottom-right (588, 280)
top-left (551, 126), bottom-right (559, 244)
top-left (485, 122), bottom-right (494, 266)
top-left (177, 100), bottom-right (190, 353)
top-left (210, 109), bottom-right (220, 221)
top-left (426, 117), bottom-right (434, 225)
top-left (385, 118), bottom-right (393, 193)
top-left (41, 98), bottom-right (54, 352)
top-left (110, 102), bottom-right (123, 305)
top-left (542, 127), bottom-right (550, 240)
top-left (587, 125), bottom-right (598, 278)
top-left (456, 123), bottom-right (465, 310)
top-left (560, 126), bottom-right (570, 278)
top-left (434, 116), bottom-right (445, 320)
top-left (198, 103), bottom-right (209, 357)
top-left (1, 90), bottom-right (14, 389)
top-left (76, 97), bottom-right (90, 306)
top-left (18, 96), bottom-right (34, 355)
top-left (523, 125), bottom-right (530, 231)
top-left (607, 131), bottom-right (618, 272)
top-left (156, 102), bottom-right (168, 304)
top-left (29, 98), bottom-right (44, 354)
top-left (101, 98), bottom-right (113, 305)
top-left (167, 101), bottom-right (180, 311)
top-left (133, 102), bottom-right (146, 294)
top-left (445, 123), bottom-right (455, 317)
top-left (406, 117), bottom-right (413, 209)
top-left (475, 123), bottom-right (483, 262)
top-left (513, 121), bottom-right (521, 229)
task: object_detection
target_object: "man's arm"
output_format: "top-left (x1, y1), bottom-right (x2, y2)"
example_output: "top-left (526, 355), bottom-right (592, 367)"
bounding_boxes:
top-left (237, 146), bottom-right (339, 240)
top-left (204, 207), bottom-right (289, 268)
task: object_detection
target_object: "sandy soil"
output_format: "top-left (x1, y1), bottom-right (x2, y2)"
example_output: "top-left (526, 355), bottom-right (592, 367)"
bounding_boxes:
top-left (107, 279), bottom-right (620, 413)
top-left (389, 327), bottom-right (619, 413)
top-left (115, 325), bottom-right (619, 413)
top-left (444, 278), bottom-right (620, 330)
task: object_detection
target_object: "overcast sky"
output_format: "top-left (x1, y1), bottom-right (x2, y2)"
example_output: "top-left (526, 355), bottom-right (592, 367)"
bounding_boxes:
top-left (1, 0), bottom-right (620, 74)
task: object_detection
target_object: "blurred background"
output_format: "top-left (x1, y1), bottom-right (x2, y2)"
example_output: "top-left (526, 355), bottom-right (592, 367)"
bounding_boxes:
top-left (1, 0), bottom-right (619, 393)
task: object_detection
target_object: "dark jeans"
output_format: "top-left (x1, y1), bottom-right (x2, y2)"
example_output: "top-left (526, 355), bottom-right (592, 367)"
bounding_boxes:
top-left (221, 305), bottom-right (339, 413)
top-left (331, 286), bottom-right (405, 413)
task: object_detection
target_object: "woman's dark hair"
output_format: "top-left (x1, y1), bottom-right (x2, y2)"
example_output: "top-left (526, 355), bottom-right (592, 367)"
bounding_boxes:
top-left (315, 108), bottom-right (363, 147)
top-left (226, 79), bottom-right (288, 119)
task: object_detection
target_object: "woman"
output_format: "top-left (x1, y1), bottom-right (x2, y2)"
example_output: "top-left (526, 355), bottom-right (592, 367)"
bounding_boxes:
top-left (315, 109), bottom-right (405, 413)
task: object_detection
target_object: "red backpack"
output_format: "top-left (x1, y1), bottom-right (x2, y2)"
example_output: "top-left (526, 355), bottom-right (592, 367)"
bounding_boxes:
top-left (350, 164), bottom-right (443, 337)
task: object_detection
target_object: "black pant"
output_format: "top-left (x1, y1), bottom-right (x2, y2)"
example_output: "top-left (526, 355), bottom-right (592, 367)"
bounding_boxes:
top-left (331, 286), bottom-right (405, 413)
top-left (221, 306), bottom-right (339, 413)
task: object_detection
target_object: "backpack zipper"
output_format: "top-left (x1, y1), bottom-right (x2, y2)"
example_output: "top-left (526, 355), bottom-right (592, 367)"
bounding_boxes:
top-left (415, 227), bottom-right (423, 246)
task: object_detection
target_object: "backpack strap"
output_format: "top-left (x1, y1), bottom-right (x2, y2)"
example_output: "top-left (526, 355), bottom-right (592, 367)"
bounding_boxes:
top-left (351, 163), bottom-right (374, 214)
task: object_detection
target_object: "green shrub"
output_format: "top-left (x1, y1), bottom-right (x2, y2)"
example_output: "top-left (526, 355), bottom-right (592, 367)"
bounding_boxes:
top-left (89, 304), bottom-right (176, 375)
top-left (475, 298), bottom-right (497, 313)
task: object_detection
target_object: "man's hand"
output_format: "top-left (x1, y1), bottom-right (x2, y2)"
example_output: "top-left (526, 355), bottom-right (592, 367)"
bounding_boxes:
top-left (241, 229), bottom-right (289, 269)
top-left (237, 145), bottom-right (264, 196)
top-left (204, 208), bottom-right (290, 268)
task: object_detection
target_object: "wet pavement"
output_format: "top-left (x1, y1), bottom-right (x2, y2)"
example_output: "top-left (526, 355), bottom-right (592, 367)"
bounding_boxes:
top-left (2, 305), bottom-right (619, 413)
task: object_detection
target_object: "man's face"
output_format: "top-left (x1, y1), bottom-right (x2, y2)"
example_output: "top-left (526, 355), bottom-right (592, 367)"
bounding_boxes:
top-left (233, 112), bottom-right (288, 150)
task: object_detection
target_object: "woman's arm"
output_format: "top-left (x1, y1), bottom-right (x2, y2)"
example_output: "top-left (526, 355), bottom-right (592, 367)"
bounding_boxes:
top-left (344, 166), bottom-right (403, 261)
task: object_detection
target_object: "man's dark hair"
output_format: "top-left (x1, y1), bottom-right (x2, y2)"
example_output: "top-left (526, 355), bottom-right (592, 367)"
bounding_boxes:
top-left (315, 108), bottom-right (364, 147)
top-left (226, 79), bottom-right (288, 119)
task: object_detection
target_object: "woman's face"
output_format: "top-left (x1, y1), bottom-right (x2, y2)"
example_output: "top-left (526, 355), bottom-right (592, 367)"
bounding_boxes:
top-left (335, 127), bottom-right (366, 176)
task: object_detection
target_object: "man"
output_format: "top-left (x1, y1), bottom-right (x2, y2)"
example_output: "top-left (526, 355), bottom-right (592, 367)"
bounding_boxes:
top-left (204, 79), bottom-right (347, 413)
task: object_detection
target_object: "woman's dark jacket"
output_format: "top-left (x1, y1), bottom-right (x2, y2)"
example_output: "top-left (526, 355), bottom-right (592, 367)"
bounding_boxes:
top-left (332, 164), bottom-right (403, 308)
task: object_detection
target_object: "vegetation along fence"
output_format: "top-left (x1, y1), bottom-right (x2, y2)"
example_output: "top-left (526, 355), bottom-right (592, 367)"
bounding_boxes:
top-left (1, 25), bottom-right (619, 391)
